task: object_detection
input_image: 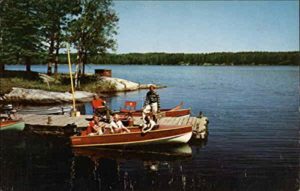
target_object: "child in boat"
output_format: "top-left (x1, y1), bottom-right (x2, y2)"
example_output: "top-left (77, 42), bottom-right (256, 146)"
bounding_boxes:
top-left (110, 114), bottom-right (130, 133)
top-left (87, 115), bottom-right (105, 135)
top-left (141, 114), bottom-right (158, 133)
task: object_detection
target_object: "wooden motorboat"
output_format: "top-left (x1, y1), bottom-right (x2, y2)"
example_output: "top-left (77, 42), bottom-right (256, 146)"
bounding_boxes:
top-left (70, 125), bottom-right (192, 147)
top-left (0, 119), bottom-right (25, 131)
top-left (117, 102), bottom-right (190, 118)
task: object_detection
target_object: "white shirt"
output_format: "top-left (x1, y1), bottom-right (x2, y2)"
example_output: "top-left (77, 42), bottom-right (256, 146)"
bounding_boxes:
top-left (110, 120), bottom-right (124, 129)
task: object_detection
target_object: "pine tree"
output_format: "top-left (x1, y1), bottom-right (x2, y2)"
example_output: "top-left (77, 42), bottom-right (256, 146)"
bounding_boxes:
top-left (39, 0), bottom-right (81, 75)
top-left (68, 0), bottom-right (118, 75)
top-left (0, 0), bottom-right (44, 72)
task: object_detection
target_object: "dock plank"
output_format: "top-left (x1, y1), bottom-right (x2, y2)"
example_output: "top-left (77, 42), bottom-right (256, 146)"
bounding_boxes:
top-left (158, 117), bottom-right (171, 125)
top-left (193, 117), bottom-right (199, 126)
top-left (133, 117), bottom-right (143, 126)
top-left (176, 116), bottom-right (185, 126)
top-left (29, 116), bottom-right (48, 125)
top-left (192, 118), bottom-right (199, 130)
top-left (166, 117), bottom-right (177, 125)
top-left (170, 117), bottom-right (179, 125)
top-left (180, 116), bottom-right (190, 125)
top-left (188, 117), bottom-right (195, 126)
top-left (157, 118), bottom-right (165, 124)
top-left (48, 115), bottom-right (71, 126)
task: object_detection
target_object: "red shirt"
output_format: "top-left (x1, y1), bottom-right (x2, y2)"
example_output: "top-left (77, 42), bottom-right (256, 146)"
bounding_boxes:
top-left (86, 121), bottom-right (97, 134)
top-left (92, 98), bottom-right (104, 109)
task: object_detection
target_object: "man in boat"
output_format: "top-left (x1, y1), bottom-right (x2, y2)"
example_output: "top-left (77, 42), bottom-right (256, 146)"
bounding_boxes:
top-left (87, 115), bottom-right (105, 135)
top-left (91, 94), bottom-right (110, 121)
top-left (142, 85), bottom-right (160, 126)
top-left (109, 114), bottom-right (130, 133)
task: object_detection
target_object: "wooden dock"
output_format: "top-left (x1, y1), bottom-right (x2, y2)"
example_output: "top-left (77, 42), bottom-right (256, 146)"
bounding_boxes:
top-left (158, 116), bottom-right (209, 139)
top-left (19, 114), bottom-right (92, 135)
top-left (19, 114), bottom-right (209, 139)
top-left (20, 114), bottom-right (92, 128)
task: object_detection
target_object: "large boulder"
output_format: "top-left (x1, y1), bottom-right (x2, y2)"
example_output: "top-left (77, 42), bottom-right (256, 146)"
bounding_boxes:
top-left (99, 77), bottom-right (163, 91)
top-left (99, 77), bottom-right (139, 91)
top-left (0, 77), bottom-right (166, 104)
top-left (2, 87), bottom-right (94, 104)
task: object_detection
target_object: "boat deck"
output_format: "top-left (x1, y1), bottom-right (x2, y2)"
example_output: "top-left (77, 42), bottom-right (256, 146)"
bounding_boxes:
top-left (17, 114), bottom-right (208, 139)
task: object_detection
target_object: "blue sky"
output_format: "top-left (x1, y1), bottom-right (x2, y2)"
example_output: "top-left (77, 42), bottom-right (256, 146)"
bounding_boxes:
top-left (114, 1), bottom-right (299, 53)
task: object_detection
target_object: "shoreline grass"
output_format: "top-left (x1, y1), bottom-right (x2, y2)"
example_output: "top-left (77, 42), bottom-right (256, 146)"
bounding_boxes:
top-left (0, 72), bottom-right (117, 96)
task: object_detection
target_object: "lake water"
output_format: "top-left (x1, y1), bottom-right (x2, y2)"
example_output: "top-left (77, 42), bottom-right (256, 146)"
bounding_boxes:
top-left (1, 65), bottom-right (299, 190)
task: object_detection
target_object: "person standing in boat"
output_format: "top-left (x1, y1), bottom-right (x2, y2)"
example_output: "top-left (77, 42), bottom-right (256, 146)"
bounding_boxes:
top-left (109, 114), bottom-right (130, 133)
top-left (142, 85), bottom-right (160, 125)
top-left (92, 94), bottom-right (106, 111)
top-left (91, 94), bottom-right (110, 121)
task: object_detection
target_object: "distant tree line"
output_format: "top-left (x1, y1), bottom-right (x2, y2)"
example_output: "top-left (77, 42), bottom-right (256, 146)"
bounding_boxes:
top-left (94, 52), bottom-right (299, 66)
top-left (0, 0), bottom-right (118, 75)
top-left (52, 51), bottom-right (298, 66)
top-left (3, 51), bottom-right (299, 66)
top-left (1, 0), bottom-right (298, 70)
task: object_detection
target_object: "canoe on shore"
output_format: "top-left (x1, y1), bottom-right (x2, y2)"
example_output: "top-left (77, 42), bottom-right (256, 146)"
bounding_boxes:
top-left (70, 125), bottom-right (192, 147)
top-left (0, 119), bottom-right (25, 131)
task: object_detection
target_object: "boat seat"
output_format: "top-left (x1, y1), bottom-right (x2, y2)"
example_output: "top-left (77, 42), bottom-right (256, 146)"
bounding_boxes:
top-left (120, 101), bottom-right (137, 113)
top-left (80, 130), bottom-right (88, 136)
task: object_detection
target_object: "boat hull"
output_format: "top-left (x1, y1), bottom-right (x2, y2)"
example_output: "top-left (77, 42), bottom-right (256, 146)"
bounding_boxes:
top-left (0, 120), bottom-right (25, 131)
top-left (71, 125), bottom-right (192, 147)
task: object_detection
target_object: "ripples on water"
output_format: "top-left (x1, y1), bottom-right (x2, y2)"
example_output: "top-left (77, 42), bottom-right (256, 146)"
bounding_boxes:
top-left (1, 65), bottom-right (299, 190)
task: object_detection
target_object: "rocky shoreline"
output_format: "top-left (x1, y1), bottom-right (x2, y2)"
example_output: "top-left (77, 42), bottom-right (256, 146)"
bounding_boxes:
top-left (0, 77), bottom-right (164, 104)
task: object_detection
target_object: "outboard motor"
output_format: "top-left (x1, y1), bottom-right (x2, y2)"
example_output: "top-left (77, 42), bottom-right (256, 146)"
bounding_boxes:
top-left (3, 104), bottom-right (17, 119)
top-left (3, 104), bottom-right (13, 110)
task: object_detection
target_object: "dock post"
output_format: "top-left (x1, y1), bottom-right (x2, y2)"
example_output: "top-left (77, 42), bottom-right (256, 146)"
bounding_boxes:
top-left (47, 116), bottom-right (52, 125)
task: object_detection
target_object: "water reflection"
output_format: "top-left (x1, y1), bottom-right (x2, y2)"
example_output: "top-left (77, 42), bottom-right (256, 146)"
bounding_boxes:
top-left (0, 132), bottom-right (72, 191)
top-left (72, 144), bottom-right (192, 161)
top-left (70, 144), bottom-right (193, 191)
top-left (1, 131), bottom-right (297, 190)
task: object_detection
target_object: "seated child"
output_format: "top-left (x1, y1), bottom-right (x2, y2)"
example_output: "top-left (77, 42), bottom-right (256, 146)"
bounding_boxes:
top-left (87, 115), bottom-right (105, 135)
top-left (141, 114), bottom-right (158, 133)
top-left (110, 114), bottom-right (130, 133)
